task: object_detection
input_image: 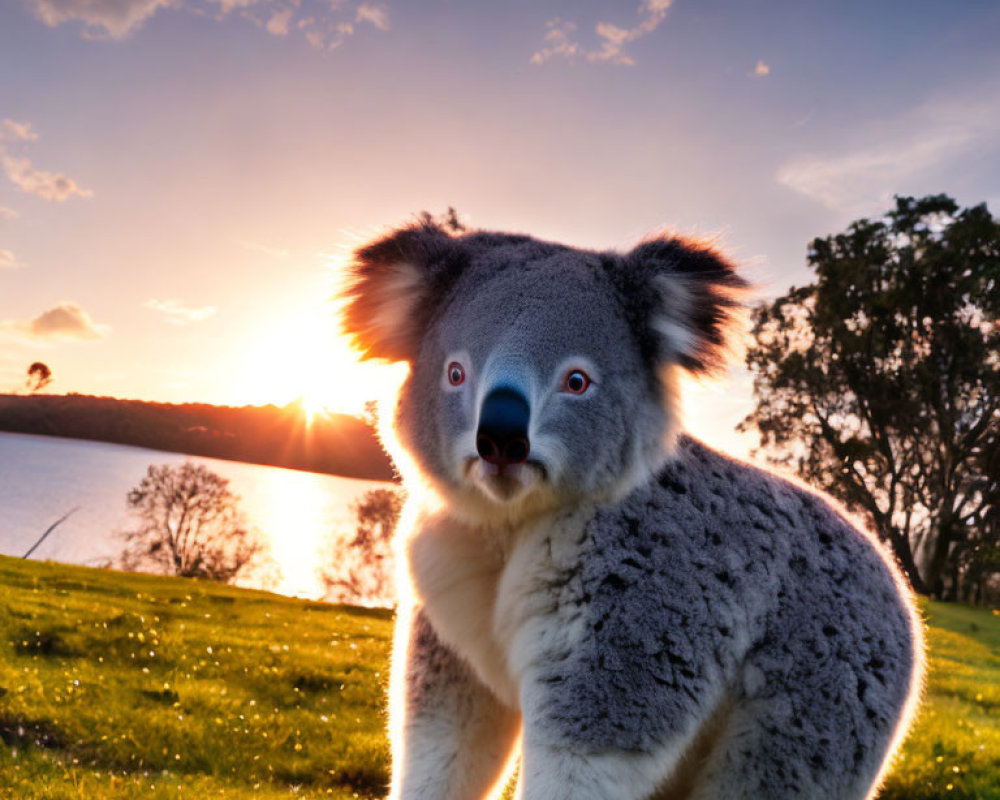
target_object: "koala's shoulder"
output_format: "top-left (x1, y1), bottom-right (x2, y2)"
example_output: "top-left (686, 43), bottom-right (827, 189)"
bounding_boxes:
top-left (566, 438), bottom-right (913, 684)
top-left (585, 436), bottom-right (883, 570)
top-left (583, 437), bottom-right (806, 571)
top-left (568, 436), bottom-right (905, 662)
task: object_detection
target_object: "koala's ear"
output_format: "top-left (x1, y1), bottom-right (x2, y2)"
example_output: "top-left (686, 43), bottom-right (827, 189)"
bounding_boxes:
top-left (338, 221), bottom-right (467, 362)
top-left (625, 236), bottom-right (748, 374)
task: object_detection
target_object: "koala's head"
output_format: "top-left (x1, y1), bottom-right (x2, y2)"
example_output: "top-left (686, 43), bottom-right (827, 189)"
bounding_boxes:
top-left (340, 220), bottom-right (745, 526)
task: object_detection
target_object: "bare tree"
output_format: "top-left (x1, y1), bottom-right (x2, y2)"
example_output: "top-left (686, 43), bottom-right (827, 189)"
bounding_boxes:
top-left (25, 362), bottom-right (52, 393)
top-left (320, 487), bottom-right (403, 606)
top-left (119, 461), bottom-right (267, 583)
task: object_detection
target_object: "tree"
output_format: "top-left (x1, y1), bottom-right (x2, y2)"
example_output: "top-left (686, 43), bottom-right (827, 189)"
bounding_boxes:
top-left (25, 362), bottom-right (52, 393)
top-left (320, 487), bottom-right (404, 605)
top-left (740, 194), bottom-right (1000, 600)
top-left (119, 461), bottom-right (267, 583)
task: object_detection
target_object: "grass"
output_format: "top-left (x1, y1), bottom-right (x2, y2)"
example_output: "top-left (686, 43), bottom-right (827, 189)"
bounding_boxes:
top-left (0, 555), bottom-right (997, 799)
top-left (879, 601), bottom-right (1000, 800)
top-left (0, 556), bottom-right (392, 799)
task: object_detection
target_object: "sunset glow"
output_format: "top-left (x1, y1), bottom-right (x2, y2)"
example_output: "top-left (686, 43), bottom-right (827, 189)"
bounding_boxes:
top-left (1, 1), bottom-right (998, 456)
top-left (0, 4), bottom-right (996, 796)
top-left (233, 302), bottom-right (406, 420)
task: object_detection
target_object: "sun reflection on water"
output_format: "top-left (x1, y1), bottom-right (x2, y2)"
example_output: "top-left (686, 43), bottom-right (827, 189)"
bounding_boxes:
top-left (237, 466), bottom-right (390, 599)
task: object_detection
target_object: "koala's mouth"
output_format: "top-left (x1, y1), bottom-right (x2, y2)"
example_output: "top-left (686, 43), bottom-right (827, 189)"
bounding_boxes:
top-left (465, 457), bottom-right (547, 503)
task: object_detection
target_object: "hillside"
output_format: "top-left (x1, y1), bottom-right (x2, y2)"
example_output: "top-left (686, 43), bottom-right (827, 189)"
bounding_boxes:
top-left (0, 394), bottom-right (395, 481)
top-left (0, 556), bottom-right (997, 799)
top-left (0, 556), bottom-right (393, 799)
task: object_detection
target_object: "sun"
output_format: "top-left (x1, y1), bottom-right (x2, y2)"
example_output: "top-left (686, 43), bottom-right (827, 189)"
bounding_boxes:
top-left (300, 393), bottom-right (327, 427)
top-left (235, 303), bottom-right (406, 419)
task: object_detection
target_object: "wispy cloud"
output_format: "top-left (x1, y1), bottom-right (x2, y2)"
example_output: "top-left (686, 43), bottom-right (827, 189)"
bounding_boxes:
top-left (0, 119), bottom-right (93, 202)
top-left (752, 59), bottom-right (770, 77)
top-left (144, 298), bottom-right (217, 325)
top-left (209, 0), bottom-right (257, 15)
top-left (0, 207), bottom-right (19, 220)
top-left (777, 81), bottom-right (1000, 215)
top-left (532, 0), bottom-right (672, 67)
top-left (1, 120), bottom-right (39, 142)
top-left (0, 249), bottom-right (24, 270)
top-left (355, 3), bottom-right (389, 31)
top-left (265, 7), bottom-right (294, 36)
top-left (238, 239), bottom-right (291, 259)
top-left (1, 154), bottom-right (93, 201)
top-left (1, 301), bottom-right (110, 342)
top-left (23, 0), bottom-right (390, 50)
top-left (531, 19), bottom-right (579, 64)
top-left (29, 0), bottom-right (170, 38)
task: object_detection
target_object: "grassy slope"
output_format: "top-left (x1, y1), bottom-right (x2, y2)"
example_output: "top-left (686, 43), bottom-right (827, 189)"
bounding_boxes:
top-left (0, 556), bottom-right (392, 799)
top-left (0, 556), bottom-right (997, 799)
top-left (880, 601), bottom-right (1000, 799)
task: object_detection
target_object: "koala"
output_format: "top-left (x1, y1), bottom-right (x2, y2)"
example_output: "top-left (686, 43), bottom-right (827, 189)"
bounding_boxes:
top-left (338, 220), bottom-right (923, 800)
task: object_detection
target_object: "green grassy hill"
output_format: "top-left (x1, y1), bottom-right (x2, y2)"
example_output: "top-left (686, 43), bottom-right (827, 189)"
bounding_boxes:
top-left (0, 556), bottom-right (392, 799)
top-left (0, 555), bottom-right (997, 799)
top-left (881, 601), bottom-right (1000, 799)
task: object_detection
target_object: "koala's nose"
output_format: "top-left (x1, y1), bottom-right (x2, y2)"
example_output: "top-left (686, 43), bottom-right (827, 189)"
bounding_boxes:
top-left (476, 387), bottom-right (530, 466)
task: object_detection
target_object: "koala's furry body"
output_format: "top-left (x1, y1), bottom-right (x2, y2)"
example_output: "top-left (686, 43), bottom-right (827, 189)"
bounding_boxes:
top-left (339, 221), bottom-right (923, 800)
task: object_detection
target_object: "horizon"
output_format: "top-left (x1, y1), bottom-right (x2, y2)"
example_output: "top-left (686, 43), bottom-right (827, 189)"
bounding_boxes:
top-left (2, 0), bottom-right (1000, 458)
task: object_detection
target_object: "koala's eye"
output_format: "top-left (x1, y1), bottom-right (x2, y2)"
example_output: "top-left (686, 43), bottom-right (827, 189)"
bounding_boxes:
top-left (562, 369), bottom-right (591, 395)
top-left (447, 362), bottom-right (466, 386)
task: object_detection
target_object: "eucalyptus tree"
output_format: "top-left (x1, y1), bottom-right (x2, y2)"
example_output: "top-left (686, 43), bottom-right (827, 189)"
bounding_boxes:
top-left (741, 195), bottom-right (1000, 599)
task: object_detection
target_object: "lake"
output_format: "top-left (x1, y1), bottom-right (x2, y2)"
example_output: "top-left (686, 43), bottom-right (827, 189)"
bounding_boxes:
top-left (0, 432), bottom-right (393, 599)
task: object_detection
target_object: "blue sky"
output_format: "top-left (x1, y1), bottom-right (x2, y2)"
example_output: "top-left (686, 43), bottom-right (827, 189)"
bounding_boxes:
top-left (1, 0), bottom-right (999, 454)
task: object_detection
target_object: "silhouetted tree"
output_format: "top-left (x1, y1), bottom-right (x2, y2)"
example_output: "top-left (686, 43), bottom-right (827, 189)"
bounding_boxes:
top-left (958, 429), bottom-right (1000, 604)
top-left (320, 487), bottom-right (404, 605)
top-left (25, 362), bottom-right (52, 393)
top-left (119, 461), bottom-right (267, 583)
top-left (741, 195), bottom-right (1000, 599)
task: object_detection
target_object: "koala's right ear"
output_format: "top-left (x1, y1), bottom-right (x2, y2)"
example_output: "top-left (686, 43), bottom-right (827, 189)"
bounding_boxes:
top-left (338, 221), bottom-right (467, 362)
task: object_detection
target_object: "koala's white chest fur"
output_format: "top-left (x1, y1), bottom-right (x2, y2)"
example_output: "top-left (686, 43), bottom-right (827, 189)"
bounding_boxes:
top-left (406, 505), bottom-right (592, 710)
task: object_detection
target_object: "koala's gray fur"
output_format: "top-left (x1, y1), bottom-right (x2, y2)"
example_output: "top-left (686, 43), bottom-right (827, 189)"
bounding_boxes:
top-left (339, 220), bottom-right (923, 800)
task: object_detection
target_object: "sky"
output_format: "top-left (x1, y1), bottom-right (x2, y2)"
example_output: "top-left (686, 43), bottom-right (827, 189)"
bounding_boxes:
top-left (2, 0), bottom-right (999, 456)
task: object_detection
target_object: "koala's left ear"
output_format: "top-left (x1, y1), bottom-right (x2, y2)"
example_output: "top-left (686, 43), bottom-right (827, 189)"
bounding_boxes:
top-left (338, 221), bottom-right (468, 362)
top-left (624, 236), bottom-right (748, 374)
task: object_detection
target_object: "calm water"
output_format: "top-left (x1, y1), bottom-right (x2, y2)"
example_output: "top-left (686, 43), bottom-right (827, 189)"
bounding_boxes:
top-left (0, 432), bottom-right (392, 599)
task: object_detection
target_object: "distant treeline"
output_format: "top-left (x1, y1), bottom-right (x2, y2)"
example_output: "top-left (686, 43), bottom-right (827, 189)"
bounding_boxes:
top-left (0, 394), bottom-right (395, 481)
